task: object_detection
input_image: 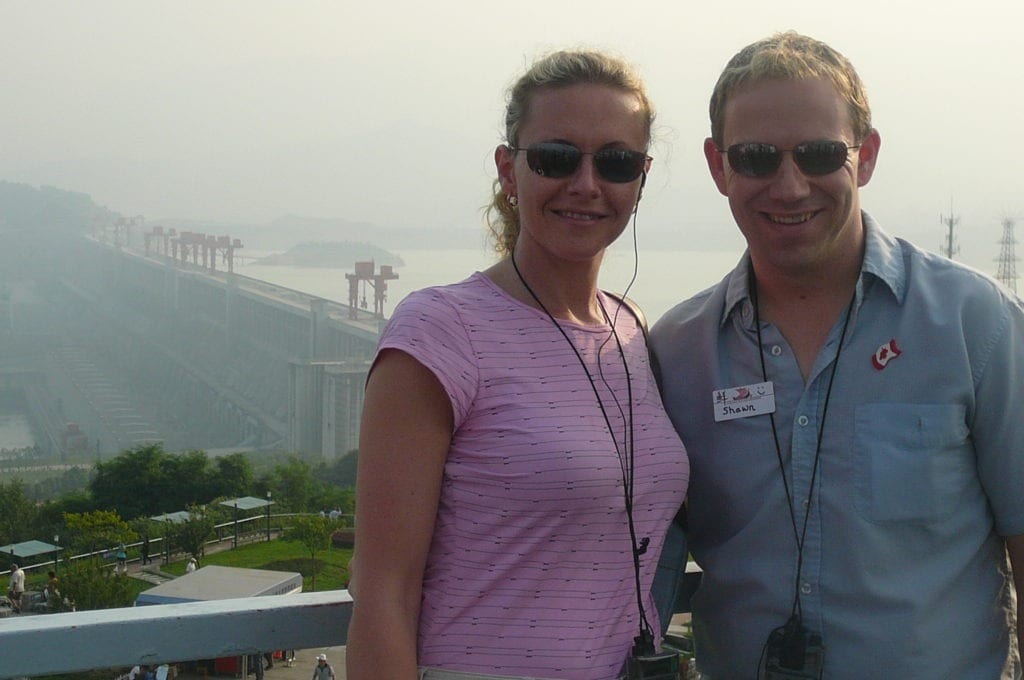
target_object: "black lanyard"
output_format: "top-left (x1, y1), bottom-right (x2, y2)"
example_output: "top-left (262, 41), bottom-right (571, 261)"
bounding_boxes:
top-left (511, 252), bottom-right (655, 647)
top-left (749, 268), bottom-right (855, 621)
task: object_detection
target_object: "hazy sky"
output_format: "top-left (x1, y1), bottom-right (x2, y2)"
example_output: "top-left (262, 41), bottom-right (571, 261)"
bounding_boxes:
top-left (3, 0), bottom-right (1022, 271)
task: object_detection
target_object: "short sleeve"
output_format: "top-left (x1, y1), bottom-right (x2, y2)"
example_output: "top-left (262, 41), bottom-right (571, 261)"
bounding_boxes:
top-left (377, 287), bottom-right (479, 428)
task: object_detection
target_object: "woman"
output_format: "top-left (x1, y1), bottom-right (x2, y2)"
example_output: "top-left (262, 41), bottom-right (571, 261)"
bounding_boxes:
top-left (346, 49), bottom-right (689, 680)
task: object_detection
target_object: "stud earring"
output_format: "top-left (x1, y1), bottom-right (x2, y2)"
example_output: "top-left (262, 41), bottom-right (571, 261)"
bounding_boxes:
top-left (508, 195), bottom-right (518, 208)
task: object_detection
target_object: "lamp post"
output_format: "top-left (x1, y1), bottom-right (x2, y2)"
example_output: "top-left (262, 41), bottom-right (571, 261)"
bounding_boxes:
top-left (265, 492), bottom-right (272, 541)
top-left (53, 534), bottom-right (60, 571)
top-left (232, 502), bottom-right (239, 549)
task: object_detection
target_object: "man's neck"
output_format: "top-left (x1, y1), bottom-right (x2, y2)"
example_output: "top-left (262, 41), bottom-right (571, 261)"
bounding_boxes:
top-left (752, 258), bottom-right (861, 382)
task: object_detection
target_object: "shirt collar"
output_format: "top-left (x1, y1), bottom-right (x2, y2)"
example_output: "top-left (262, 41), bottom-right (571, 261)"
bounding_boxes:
top-left (720, 211), bottom-right (907, 328)
top-left (860, 212), bottom-right (907, 303)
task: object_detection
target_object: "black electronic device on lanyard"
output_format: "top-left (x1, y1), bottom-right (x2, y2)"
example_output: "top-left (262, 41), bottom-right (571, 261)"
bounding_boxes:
top-left (749, 266), bottom-right (855, 680)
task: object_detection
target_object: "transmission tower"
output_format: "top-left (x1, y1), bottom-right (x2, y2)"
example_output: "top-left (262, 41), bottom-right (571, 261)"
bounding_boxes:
top-left (939, 205), bottom-right (960, 259)
top-left (995, 218), bottom-right (1018, 294)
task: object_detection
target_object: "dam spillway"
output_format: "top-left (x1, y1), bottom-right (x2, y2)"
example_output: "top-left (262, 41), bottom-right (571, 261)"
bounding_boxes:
top-left (0, 231), bottom-right (381, 461)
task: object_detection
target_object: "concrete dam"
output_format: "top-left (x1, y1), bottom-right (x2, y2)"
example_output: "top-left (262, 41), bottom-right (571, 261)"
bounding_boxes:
top-left (0, 230), bottom-right (387, 461)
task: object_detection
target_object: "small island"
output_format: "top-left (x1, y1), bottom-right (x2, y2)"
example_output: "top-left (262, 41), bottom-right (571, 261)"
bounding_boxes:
top-left (258, 241), bottom-right (404, 268)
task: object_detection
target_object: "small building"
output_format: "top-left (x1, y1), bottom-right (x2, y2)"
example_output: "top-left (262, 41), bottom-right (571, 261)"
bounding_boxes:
top-left (135, 565), bottom-right (302, 606)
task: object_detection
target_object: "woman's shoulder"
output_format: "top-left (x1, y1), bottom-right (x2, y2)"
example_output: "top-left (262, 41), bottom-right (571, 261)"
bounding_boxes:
top-left (389, 272), bottom-right (520, 324)
top-left (398, 272), bottom-right (503, 306)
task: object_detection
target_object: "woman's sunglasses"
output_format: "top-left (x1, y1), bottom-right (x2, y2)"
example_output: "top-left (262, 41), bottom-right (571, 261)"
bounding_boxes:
top-left (723, 140), bottom-right (859, 178)
top-left (512, 142), bottom-right (650, 183)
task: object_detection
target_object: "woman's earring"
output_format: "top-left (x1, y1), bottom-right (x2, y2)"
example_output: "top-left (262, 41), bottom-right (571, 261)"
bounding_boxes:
top-left (508, 195), bottom-right (518, 208)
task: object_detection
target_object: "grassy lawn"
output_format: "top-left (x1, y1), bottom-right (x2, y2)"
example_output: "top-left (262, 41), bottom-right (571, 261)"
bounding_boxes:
top-left (156, 538), bottom-right (352, 592)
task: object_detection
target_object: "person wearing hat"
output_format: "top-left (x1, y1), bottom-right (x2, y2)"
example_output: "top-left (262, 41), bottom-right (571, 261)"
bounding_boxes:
top-left (185, 557), bottom-right (198, 573)
top-left (311, 654), bottom-right (335, 680)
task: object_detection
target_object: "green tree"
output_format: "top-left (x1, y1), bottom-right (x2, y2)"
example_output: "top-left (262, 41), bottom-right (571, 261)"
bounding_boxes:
top-left (58, 557), bottom-right (134, 610)
top-left (58, 510), bottom-right (137, 610)
top-left (90, 444), bottom-right (167, 518)
top-left (168, 504), bottom-right (215, 561)
top-left (90, 444), bottom-right (224, 519)
top-left (0, 479), bottom-right (37, 546)
top-left (162, 450), bottom-right (214, 509)
top-left (210, 453), bottom-right (254, 498)
top-left (269, 456), bottom-right (315, 512)
top-left (285, 514), bottom-right (338, 591)
top-left (320, 450), bottom-right (358, 488)
top-left (63, 509), bottom-right (135, 555)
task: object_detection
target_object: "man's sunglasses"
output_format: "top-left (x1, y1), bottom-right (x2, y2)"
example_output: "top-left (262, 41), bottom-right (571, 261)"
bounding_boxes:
top-left (723, 140), bottom-right (859, 178)
top-left (511, 142), bottom-right (650, 183)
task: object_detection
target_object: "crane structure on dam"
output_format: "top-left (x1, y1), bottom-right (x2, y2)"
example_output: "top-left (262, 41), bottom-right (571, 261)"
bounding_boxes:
top-left (345, 260), bottom-right (398, 319)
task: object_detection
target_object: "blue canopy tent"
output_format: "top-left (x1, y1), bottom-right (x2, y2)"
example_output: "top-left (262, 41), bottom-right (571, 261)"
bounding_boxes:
top-left (151, 510), bottom-right (192, 565)
top-left (1, 540), bottom-right (62, 569)
top-left (219, 495), bottom-right (274, 548)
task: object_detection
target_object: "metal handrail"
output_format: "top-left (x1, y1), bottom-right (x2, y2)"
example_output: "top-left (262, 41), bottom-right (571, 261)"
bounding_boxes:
top-left (0, 590), bottom-right (352, 679)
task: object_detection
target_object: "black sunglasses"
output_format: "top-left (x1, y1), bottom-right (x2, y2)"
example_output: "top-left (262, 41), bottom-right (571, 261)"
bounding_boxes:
top-left (723, 140), bottom-right (859, 178)
top-left (511, 142), bottom-right (650, 183)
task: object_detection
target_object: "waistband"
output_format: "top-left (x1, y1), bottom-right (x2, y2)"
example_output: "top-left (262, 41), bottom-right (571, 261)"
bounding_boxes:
top-left (418, 668), bottom-right (625, 680)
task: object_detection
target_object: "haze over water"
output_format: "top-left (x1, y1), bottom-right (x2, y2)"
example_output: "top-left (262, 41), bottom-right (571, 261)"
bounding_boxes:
top-left (236, 245), bottom-right (746, 325)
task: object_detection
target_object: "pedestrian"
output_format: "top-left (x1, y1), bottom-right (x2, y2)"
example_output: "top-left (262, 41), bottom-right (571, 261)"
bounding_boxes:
top-left (115, 542), bottom-right (128, 573)
top-left (185, 557), bottom-right (198, 573)
top-left (651, 30), bottom-right (1024, 678)
top-left (248, 654), bottom-right (264, 680)
top-left (7, 563), bottom-right (25, 613)
top-left (346, 48), bottom-right (688, 680)
top-left (311, 654), bottom-right (335, 680)
top-left (45, 570), bottom-right (60, 608)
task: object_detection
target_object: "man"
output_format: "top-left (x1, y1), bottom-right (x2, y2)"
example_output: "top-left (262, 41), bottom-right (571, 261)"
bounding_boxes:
top-left (248, 653), bottom-right (265, 680)
top-left (651, 32), bottom-right (1023, 678)
top-left (7, 563), bottom-right (25, 613)
top-left (311, 654), bottom-right (335, 680)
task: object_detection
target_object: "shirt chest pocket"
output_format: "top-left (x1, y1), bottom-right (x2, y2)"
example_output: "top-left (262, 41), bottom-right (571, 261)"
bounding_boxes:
top-left (853, 403), bottom-right (971, 524)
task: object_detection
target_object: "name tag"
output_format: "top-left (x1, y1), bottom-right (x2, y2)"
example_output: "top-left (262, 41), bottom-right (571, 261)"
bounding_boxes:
top-left (713, 381), bottom-right (776, 422)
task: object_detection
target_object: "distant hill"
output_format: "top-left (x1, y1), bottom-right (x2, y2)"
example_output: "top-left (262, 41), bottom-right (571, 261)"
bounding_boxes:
top-left (0, 180), bottom-right (120, 233)
top-left (158, 213), bottom-right (479, 252)
top-left (258, 241), bottom-right (404, 268)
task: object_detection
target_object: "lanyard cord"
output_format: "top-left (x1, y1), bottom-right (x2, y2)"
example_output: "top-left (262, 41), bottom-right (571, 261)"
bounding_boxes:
top-left (749, 268), bottom-right (855, 621)
top-left (510, 251), bottom-right (655, 644)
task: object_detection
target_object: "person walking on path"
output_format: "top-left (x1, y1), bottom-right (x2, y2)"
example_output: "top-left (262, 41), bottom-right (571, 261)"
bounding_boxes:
top-left (7, 563), bottom-right (25, 613)
top-left (311, 654), bottom-right (335, 680)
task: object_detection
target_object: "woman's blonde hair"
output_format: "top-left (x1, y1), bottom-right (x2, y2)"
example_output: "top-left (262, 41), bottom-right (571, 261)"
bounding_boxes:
top-left (485, 49), bottom-right (655, 256)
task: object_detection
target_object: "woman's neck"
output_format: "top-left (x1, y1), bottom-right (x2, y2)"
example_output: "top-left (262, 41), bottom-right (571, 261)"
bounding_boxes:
top-left (484, 251), bottom-right (605, 326)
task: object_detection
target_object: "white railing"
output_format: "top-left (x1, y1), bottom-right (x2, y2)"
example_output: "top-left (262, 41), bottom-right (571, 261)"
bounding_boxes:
top-left (0, 590), bottom-right (352, 680)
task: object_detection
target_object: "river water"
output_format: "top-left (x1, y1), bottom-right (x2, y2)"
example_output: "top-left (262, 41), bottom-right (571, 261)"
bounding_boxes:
top-left (235, 246), bottom-right (743, 324)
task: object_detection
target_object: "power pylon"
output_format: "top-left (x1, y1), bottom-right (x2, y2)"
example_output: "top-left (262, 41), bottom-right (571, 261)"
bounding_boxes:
top-left (995, 218), bottom-right (1018, 294)
top-left (939, 205), bottom-right (960, 259)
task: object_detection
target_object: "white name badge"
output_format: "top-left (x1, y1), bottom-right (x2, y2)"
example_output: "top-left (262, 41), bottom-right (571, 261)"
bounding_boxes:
top-left (712, 381), bottom-right (776, 422)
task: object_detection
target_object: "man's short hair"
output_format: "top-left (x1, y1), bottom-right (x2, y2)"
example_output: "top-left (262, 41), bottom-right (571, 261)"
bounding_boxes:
top-left (709, 31), bottom-right (872, 147)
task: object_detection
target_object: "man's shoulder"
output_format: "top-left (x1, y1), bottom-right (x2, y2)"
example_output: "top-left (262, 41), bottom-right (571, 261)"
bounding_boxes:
top-left (651, 275), bottom-right (731, 339)
top-left (895, 235), bottom-right (1016, 305)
